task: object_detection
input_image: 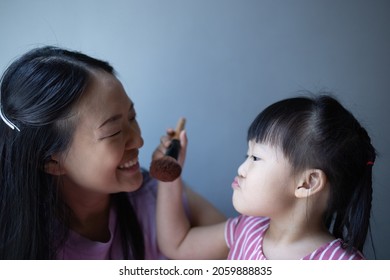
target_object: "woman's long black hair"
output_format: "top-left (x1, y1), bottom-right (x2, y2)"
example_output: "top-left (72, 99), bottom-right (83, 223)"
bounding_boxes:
top-left (247, 94), bottom-right (376, 253)
top-left (0, 46), bottom-right (144, 259)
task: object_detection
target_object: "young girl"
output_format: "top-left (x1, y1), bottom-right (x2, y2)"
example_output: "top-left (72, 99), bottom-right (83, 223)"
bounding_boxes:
top-left (0, 46), bottom-right (225, 259)
top-left (156, 94), bottom-right (376, 260)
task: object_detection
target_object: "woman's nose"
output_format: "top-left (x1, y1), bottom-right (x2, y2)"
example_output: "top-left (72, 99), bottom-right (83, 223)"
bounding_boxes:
top-left (124, 122), bottom-right (144, 150)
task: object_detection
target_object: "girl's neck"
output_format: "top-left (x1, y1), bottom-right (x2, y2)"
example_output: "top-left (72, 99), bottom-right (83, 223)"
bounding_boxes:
top-left (262, 217), bottom-right (334, 259)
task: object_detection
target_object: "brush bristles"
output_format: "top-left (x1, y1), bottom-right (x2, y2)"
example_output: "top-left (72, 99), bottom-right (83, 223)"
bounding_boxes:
top-left (149, 156), bottom-right (182, 182)
top-left (150, 120), bottom-right (184, 182)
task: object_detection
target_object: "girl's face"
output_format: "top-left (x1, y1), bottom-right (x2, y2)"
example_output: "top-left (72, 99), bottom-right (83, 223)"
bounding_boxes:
top-left (58, 70), bottom-right (144, 195)
top-left (232, 140), bottom-right (296, 218)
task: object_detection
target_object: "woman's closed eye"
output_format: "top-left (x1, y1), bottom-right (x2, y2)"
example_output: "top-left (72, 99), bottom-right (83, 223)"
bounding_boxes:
top-left (108, 131), bottom-right (122, 138)
top-left (100, 130), bottom-right (122, 140)
top-left (102, 114), bottom-right (136, 140)
top-left (105, 114), bottom-right (136, 138)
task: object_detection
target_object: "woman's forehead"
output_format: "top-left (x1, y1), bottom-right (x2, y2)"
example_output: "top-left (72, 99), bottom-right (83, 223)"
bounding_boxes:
top-left (73, 71), bottom-right (133, 126)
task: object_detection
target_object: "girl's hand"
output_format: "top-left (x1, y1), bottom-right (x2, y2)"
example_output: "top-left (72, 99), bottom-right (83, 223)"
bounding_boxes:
top-left (152, 127), bottom-right (188, 168)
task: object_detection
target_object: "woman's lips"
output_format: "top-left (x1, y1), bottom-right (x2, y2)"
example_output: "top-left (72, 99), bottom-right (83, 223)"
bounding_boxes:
top-left (118, 158), bottom-right (138, 169)
top-left (118, 158), bottom-right (140, 176)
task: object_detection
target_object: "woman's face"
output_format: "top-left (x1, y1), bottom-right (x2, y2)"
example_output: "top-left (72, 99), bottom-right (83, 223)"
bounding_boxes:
top-left (57, 70), bottom-right (144, 195)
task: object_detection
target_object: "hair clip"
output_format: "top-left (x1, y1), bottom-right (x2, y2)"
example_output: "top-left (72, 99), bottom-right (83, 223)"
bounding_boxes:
top-left (0, 106), bottom-right (20, 131)
top-left (366, 161), bottom-right (374, 166)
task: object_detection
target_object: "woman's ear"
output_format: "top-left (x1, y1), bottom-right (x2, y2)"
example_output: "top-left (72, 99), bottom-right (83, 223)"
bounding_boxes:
top-left (44, 155), bottom-right (66, 176)
top-left (295, 169), bottom-right (327, 198)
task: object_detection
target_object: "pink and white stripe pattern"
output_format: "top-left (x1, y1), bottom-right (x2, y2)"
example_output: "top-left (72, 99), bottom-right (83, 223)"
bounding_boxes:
top-left (225, 215), bottom-right (364, 260)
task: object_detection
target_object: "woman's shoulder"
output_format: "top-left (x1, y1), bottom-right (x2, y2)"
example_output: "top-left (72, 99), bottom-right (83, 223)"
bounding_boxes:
top-left (129, 168), bottom-right (157, 194)
top-left (140, 168), bottom-right (156, 188)
top-left (125, 168), bottom-right (158, 208)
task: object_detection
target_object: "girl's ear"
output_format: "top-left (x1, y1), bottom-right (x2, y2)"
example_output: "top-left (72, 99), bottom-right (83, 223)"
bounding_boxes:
top-left (295, 169), bottom-right (327, 198)
top-left (44, 155), bottom-right (66, 176)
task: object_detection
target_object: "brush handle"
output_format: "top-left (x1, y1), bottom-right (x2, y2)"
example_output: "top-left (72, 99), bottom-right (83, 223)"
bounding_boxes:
top-left (149, 118), bottom-right (185, 181)
top-left (165, 139), bottom-right (181, 160)
top-left (173, 117), bottom-right (186, 139)
top-left (167, 117), bottom-right (185, 159)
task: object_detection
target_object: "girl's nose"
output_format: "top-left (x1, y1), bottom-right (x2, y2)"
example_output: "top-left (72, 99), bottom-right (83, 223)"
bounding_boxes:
top-left (237, 160), bottom-right (247, 178)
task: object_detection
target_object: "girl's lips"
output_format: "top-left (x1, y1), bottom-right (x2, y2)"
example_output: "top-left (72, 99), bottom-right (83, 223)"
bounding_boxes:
top-left (231, 176), bottom-right (240, 189)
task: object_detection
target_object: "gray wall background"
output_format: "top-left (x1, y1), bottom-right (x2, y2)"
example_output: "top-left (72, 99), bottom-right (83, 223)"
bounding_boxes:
top-left (1, 0), bottom-right (388, 259)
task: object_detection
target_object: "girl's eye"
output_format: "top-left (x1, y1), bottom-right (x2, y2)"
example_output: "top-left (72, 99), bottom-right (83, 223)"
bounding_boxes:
top-left (251, 155), bottom-right (261, 161)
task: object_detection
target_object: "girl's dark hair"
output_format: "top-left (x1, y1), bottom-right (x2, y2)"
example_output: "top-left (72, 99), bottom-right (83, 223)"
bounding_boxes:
top-left (0, 46), bottom-right (144, 259)
top-left (247, 93), bottom-right (376, 253)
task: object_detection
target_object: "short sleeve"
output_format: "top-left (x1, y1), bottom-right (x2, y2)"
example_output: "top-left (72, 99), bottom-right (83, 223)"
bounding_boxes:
top-left (224, 216), bottom-right (241, 249)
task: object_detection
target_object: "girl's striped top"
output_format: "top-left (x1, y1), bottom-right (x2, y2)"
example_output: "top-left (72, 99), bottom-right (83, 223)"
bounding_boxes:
top-left (225, 215), bottom-right (364, 260)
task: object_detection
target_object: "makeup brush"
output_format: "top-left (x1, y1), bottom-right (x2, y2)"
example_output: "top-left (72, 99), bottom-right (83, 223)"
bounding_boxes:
top-left (150, 117), bottom-right (186, 182)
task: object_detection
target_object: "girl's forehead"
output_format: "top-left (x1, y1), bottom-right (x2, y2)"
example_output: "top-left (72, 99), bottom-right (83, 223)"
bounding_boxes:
top-left (248, 140), bottom-right (276, 151)
top-left (248, 140), bottom-right (287, 160)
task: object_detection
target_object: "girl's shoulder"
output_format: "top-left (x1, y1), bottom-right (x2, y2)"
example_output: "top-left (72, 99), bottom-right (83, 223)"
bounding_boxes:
top-left (225, 215), bottom-right (270, 246)
top-left (227, 215), bottom-right (270, 231)
top-left (303, 239), bottom-right (365, 260)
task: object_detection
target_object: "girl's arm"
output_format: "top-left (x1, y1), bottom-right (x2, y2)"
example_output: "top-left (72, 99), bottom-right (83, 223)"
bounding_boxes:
top-left (155, 130), bottom-right (228, 259)
top-left (156, 177), bottom-right (228, 259)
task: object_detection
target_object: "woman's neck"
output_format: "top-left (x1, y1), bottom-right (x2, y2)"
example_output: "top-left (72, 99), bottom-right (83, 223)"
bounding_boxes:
top-left (60, 182), bottom-right (111, 242)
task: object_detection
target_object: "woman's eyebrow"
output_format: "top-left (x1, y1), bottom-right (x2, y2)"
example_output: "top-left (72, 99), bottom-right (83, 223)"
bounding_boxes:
top-left (98, 114), bottom-right (122, 129)
top-left (97, 102), bottom-right (134, 129)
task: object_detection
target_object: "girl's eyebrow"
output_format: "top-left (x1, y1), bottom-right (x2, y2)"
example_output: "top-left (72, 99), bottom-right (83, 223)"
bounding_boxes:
top-left (97, 103), bottom-right (134, 129)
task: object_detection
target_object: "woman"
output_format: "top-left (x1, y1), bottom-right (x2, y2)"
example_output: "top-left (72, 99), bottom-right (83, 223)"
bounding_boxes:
top-left (0, 46), bottom-right (225, 259)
